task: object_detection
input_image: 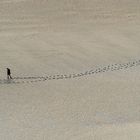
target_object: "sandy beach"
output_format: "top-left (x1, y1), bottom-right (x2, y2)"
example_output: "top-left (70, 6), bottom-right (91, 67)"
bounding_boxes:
top-left (0, 0), bottom-right (140, 139)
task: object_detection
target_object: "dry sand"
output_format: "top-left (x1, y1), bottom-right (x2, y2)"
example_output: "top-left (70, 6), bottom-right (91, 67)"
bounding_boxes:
top-left (0, 0), bottom-right (140, 139)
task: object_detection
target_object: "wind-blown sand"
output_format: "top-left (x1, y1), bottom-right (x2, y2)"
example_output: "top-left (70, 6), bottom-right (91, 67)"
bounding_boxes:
top-left (0, 0), bottom-right (140, 139)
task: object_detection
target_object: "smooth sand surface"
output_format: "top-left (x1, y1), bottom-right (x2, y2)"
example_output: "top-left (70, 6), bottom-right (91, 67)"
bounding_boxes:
top-left (0, 0), bottom-right (140, 139)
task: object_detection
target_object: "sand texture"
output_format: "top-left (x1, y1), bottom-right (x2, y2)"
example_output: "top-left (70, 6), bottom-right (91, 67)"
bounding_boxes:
top-left (0, 0), bottom-right (140, 139)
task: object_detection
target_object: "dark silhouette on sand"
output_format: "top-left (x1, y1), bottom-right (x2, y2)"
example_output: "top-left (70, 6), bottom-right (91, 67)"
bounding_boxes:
top-left (7, 68), bottom-right (12, 79)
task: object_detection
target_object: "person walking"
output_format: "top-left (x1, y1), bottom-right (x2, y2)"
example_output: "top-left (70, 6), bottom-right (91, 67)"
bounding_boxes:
top-left (7, 68), bottom-right (12, 79)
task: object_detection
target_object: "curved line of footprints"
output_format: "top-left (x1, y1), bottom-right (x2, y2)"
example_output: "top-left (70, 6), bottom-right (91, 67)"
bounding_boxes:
top-left (0, 59), bottom-right (140, 84)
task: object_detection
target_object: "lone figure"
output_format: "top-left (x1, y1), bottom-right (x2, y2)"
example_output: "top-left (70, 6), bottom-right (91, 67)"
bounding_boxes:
top-left (7, 68), bottom-right (12, 79)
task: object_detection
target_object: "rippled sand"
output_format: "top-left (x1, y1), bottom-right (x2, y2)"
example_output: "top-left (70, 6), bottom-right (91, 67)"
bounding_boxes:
top-left (0, 0), bottom-right (140, 139)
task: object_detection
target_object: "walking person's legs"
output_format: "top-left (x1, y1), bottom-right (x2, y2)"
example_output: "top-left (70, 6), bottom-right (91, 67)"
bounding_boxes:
top-left (10, 75), bottom-right (12, 79)
top-left (7, 68), bottom-right (12, 79)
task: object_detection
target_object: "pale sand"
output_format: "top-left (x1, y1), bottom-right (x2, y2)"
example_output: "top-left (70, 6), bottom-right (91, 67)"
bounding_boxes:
top-left (0, 0), bottom-right (140, 139)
